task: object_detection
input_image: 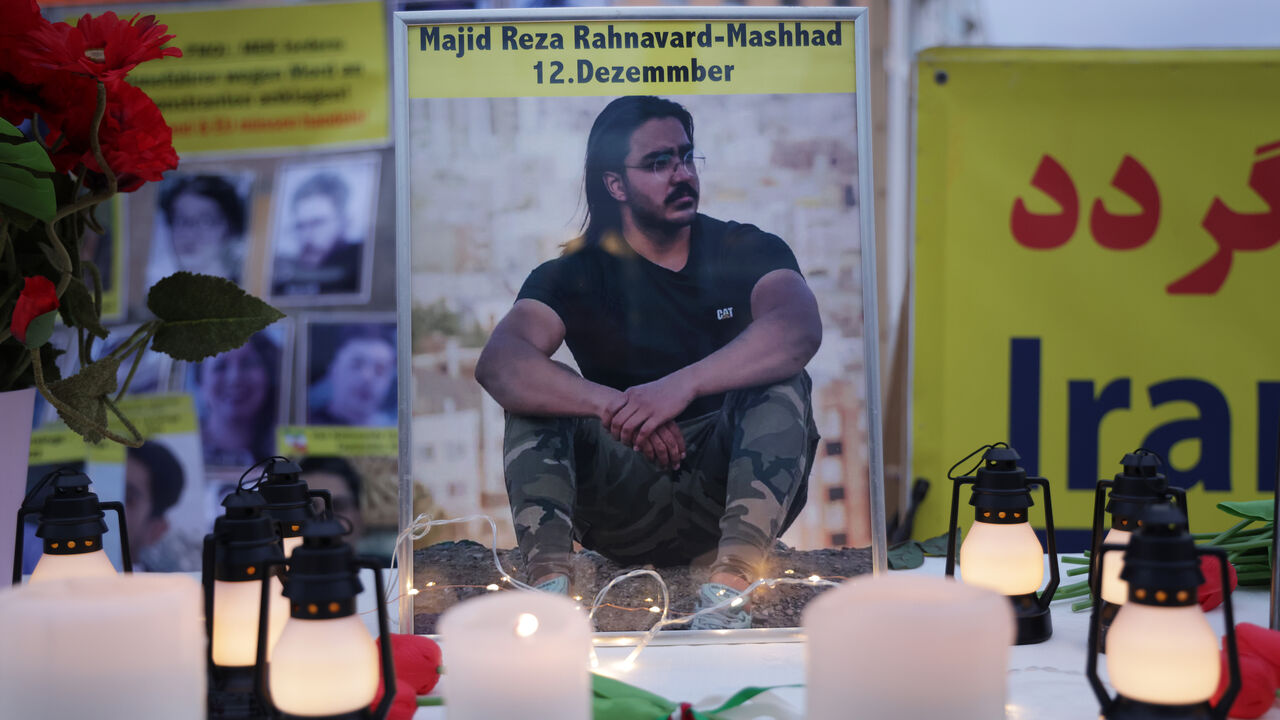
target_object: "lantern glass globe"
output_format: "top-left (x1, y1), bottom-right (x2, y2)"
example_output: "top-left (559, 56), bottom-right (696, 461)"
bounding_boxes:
top-left (959, 521), bottom-right (1044, 595)
top-left (1099, 528), bottom-right (1133, 605)
top-left (1107, 603), bottom-right (1220, 705)
top-left (211, 577), bottom-right (289, 666)
top-left (269, 615), bottom-right (379, 716)
top-left (29, 549), bottom-right (115, 584)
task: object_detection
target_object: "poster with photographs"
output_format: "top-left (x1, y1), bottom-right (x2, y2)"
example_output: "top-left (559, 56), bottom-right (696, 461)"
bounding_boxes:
top-left (267, 153), bottom-right (381, 306)
top-left (183, 320), bottom-right (293, 469)
top-left (300, 314), bottom-right (398, 429)
top-left (394, 7), bottom-right (882, 627)
top-left (147, 170), bottom-right (255, 290)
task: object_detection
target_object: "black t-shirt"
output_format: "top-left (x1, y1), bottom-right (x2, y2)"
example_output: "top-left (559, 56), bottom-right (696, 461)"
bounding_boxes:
top-left (517, 214), bottom-right (801, 419)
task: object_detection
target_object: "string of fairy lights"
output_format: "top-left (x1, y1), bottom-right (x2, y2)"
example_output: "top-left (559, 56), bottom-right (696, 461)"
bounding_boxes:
top-left (372, 512), bottom-right (846, 672)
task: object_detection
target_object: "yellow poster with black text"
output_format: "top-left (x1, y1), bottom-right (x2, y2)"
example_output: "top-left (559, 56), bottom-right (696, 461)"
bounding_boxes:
top-left (912, 48), bottom-right (1280, 547)
top-left (408, 19), bottom-right (854, 98)
top-left (118, 1), bottom-right (389, 155)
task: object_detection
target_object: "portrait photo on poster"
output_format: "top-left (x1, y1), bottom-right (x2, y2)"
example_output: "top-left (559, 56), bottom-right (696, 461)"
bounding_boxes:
top-left (147, 170), bottom-right (254, 289)
top-left (124, 435), bottom-right (207, 572)
top-left (301, 314), bottom-right (398, 428)
top-left (267, 153), bottom-right (381, 306)
top-left (183, 320), bottom-right (293, 470)
top-left (406, 93), bottom-right (868, 627)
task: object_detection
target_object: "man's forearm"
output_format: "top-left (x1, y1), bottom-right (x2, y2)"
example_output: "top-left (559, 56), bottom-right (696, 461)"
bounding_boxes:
top-left (476, 336), bottom-right (617, 418)
top-left (681, 308), bottom-right (821, 398)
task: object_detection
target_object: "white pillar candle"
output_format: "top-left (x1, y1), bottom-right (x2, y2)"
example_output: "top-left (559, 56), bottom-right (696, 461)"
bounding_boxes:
top-left (803, 574), bottom-right (1014, 720)
top-left (0, 574), bottom-right (205, 720)
top-left (440, 591), bottom-right (590, 720)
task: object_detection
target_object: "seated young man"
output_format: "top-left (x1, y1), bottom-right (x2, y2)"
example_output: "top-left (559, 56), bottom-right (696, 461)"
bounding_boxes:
top-left (476, 96), bottom-right (822, 629)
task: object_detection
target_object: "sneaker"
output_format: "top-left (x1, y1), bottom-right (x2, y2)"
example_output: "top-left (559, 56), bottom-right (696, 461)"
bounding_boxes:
top-left (689, 582), bottom-right (751, 630)
top-left (534, 575), bottom-right (569, 595)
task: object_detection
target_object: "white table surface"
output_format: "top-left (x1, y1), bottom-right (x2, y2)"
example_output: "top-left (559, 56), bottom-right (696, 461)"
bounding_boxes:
top-left (401, 557), bottom-right (1280, 719)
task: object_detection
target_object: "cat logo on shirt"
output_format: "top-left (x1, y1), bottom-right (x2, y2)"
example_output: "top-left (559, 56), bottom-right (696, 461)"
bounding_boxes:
top-left (716, 307), bottom-right (734, 320)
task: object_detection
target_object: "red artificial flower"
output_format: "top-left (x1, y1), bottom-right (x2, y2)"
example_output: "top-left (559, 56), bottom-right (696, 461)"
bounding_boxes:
top-left (11, 276), bottom-right (59, 345)
top-left (1199, 554), bottom-right (1239, 612)
top-left (1237, 623), bottom-right (1280, 670)
top-left (377, 634), bottom-right (443, 695)
top-left (21, 12), bottom-right (181, 86)
top-left (1212, 650), bottom-right (1278, 719)
top-left (369, 678), bottom-right (416, 720)
top-left (0, 0), bottom-right (57, 120)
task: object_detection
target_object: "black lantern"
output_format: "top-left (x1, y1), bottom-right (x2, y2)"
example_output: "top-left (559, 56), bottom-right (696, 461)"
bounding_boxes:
top-left (1091, 449), bottom-right (1189, 650)
top-left (12, 468), bottom-right (132, 585)
top-left (255, 519), bottom-right (395, 720)
top-left (944, 444), bottom-right (1060, 644)
top-left (1088, 503), bottom-right (1240, 720)
top-left (257, 458), bottom-right (332, 559)
top-left (204, 490), bottom-right (286, 720)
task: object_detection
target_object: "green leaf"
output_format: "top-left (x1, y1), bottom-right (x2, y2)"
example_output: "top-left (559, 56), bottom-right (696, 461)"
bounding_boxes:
top-left (919, 530), bottom-right (957, 557)
top-left (147, 272), bottom-right (285, 362)
top-left (0, 119), bottom-right (55, 223)
top-left (60, 276), bottom-right (108, 339)
top-left (21, 310), bottom-right (58, 349)
top-left (45, 356), bottom-right (121, 444)
top-left (888, 540), bottom-right (925, 570)
top-left (1217, 499), bottom-right (1273, 525)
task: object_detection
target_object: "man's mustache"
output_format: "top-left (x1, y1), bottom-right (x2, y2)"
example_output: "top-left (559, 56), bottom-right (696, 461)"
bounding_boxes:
top-left (666, 184), bottom-right (698, 204)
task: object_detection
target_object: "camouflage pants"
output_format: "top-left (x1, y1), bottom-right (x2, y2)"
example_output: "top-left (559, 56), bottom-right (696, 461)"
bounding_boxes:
top-left (503, 372), bottom-right (819, 583)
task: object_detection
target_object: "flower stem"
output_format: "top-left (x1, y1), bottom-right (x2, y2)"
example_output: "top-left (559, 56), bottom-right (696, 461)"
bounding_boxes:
top-left (114, 322), bottom-right (159, 402)
top-left (1206, 519), bottom-right (1255, 546)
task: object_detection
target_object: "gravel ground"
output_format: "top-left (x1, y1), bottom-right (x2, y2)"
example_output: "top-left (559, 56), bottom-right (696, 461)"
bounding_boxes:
top-left (412, 540), bottom-right (872, 633)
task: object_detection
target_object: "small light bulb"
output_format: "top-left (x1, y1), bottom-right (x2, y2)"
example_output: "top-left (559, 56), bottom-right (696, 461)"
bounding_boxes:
top-left (514, 613), bottom-right (539, 637)
top-left (730, 597), bottom-right (745, 608)
top-left (407, 588), bottom-right (420, 596)
top-left (648, 605), bottom-right (660, 613)
top-left (784, 569), bottom-right (795, 575)
top-left (644, 597), bottom-right (653, 603)
top-left (426, 581), bottom-right (436, 587)
top-left (572, 595), bottom-right (582, 601)
top-left (502, 576), bottom-right (511, 583)
top-left (808, 574), bottom-right (821, 583)
top-left (486, 583), bottom-right (500, 592)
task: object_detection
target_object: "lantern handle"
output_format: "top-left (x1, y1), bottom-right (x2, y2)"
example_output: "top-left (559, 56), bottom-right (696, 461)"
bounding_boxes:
top-left (1027, 476), bottom-right (1059, 610)
top-left (1166, 486), bottom-right (1189, 522)
top-left (100, 500), bottom-right (132, 573)
top-left (11, 506), bottom-right (34, 585)
top-left (201, 534), bottom-right (215, 673)
top-left (309, 489), bottom-right (334, 519)
top-left (1087, 543), bottom-right (1127, 713)
top-left (254, 557), bottom-right (287, 713)
top-left (944, 477), bottom-right (975, 577)
top-left (1089, 480), bottom-right (1114, 602)
top-left (1204, 546), bottom-right (1241, 720)
top-left (360, 557), bottom-right (397, 720)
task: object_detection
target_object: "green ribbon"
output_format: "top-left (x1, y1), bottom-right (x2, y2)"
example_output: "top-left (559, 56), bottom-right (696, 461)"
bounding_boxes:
top-left (416, 673), bottom-right (803, 719)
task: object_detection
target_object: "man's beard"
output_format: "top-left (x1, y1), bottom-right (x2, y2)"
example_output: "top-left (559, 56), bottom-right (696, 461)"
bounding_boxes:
top-left (630, 182), bottom-right (699, 237)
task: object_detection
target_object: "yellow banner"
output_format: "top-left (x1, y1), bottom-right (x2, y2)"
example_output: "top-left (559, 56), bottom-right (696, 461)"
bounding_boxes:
top-left (279, 426), bottom-right (398, 458)
top-left (29, 428), bottom-right (123, 465)
top-left (912, 48), bottom-right (1280, 545)
top-left (407, 20), bottom-right (854, 98)
top-left (125, 1), bottom-right (389, 155)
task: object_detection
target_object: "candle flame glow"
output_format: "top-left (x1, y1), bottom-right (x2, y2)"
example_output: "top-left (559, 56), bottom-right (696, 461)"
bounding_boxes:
top-left (515, 613), bottom-right (539, 637)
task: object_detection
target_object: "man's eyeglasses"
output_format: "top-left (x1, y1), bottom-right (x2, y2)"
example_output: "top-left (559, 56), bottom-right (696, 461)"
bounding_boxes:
top-left (625, 150), bottom-right (706, 177)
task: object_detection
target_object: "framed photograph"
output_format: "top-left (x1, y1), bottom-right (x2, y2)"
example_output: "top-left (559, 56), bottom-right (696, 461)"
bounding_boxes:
top-left (183, 320), bottom-right (293, 469)
top-left (300, 314), bottom-right (398, 428)
top-left (147, 171), bottom-right (254, 290)
top-left (393, 7), bottom-right (882, 634)
top-left (267, 153), bottom-right (381, 306)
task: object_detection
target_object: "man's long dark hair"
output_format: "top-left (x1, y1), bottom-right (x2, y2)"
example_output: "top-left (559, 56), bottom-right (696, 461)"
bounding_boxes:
top-left (580, 96), bottom-right (694, 246)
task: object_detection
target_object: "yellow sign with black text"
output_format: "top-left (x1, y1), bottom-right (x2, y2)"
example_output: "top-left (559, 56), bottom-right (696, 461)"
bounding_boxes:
top-left (121, 1), bottom-right (389, 155)
top-left (912, 48), bottom-right (1280, 545)
top-left (407, 20), bottom-right (854, 98)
